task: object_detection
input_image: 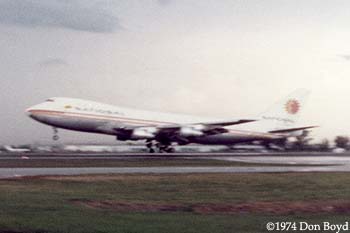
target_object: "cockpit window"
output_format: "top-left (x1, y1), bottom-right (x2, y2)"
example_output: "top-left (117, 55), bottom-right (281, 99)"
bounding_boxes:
top-left (45, 99), bottom-right (55, 102)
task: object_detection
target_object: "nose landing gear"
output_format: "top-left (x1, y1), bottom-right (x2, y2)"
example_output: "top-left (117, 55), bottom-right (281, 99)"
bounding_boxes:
top-left (52, 127), bottom-right (60, 141)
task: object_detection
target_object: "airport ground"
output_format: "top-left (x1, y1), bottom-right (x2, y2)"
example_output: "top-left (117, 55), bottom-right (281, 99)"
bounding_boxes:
top-left (1, 152), bottom-right (350, 233)
top-left (2, 173), bottom-right (350, 233)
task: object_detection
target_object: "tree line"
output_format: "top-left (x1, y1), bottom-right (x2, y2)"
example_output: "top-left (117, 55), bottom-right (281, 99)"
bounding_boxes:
top-left (286, 130), bottom-right (349, 152)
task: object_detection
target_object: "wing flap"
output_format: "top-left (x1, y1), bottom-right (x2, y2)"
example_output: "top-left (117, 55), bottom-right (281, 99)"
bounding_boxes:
top-left (156, 119), bottom-right (256, 130)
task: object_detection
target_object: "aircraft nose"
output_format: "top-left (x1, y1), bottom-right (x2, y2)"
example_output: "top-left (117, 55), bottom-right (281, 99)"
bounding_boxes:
top-left (25, 107), bottom-right (32, 114)
top-left (25, 106), bottom-right (35, 114)
top-left (25, 107), bottom-right (36, 118)
top-left (25, 105), bottom-right (43, 122)
top-left (25, 104), bottom-right (40, 116)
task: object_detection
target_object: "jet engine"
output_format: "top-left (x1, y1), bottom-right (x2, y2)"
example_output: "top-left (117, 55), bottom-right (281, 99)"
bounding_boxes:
top-left (131, 127), bottom-right (158, 139)
top-left (179, 125), bottom-right (205, 137)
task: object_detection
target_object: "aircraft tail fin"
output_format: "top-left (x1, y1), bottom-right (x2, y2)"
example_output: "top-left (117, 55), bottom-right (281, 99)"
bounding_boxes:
top-left (253, 89), bottom-right (311, 132)
top-left (232, 89), bottom-right (310, 132)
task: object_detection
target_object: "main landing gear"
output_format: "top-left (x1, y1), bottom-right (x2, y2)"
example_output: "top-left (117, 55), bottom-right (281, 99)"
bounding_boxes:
top-left (52, 127), bottom-right (60, 141)
top-left (146, 140), bottom-right (175, 153)
top-left (146, 140), bottom-right (155, 153)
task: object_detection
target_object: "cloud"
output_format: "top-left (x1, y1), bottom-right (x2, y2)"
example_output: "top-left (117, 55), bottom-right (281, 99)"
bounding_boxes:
top-left (157, 0), bottom-right (172, 7)
top-left (38, 58), bottom-right (68, 67)
top-left (0, 0), bottom-right (122, 33)
top-left (338, 54), bottom-right (350, 61)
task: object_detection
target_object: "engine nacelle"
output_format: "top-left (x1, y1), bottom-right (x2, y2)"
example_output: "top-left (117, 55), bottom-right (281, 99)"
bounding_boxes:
top-left (179, 125), bottom-right (205, 137)
top-left (131, 127), bottom-right (158, 139)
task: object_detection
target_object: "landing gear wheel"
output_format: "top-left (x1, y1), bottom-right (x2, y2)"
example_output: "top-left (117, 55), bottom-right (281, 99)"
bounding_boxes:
top-left (158, 144), bottom-right (175, 153)
top-left (146, 140), bottom-right (175, 153)
top-left (53, 135), bottom-right (60, 141)
top-left (164, 147), bottom-right (174, 153)
top-left (158, 144), bottom-right (168, 153)
top-left (146, 140), bottom-right (156, 153)
top-left (146, 140), bottom-right (153, 149)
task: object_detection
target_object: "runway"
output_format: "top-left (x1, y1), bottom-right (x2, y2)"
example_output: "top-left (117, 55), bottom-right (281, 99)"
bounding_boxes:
top-left (1, 165), bottom-right (350, 179)
top-left (2, 152), bottom-right (350, 178)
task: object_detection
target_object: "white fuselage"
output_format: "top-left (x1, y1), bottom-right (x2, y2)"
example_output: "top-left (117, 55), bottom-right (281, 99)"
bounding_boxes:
top-left (26, 97), bottom-right (285, 145)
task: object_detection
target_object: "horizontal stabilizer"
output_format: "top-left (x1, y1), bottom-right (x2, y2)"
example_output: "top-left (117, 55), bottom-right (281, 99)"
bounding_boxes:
top-left (268, 126), bottom-right (318, 134)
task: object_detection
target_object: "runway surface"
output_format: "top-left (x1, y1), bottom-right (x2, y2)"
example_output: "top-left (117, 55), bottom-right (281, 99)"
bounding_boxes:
top-left (1, 165), bottom-right (350, 179)
top-left (1, 152), bottom-right (350, 178)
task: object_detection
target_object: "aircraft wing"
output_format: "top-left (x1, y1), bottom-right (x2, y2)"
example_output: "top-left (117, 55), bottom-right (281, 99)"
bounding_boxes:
top-left (111, 119), bottom-right (256, 139)
top-left (157, 119), bottom-right (256, 135)
top-left (196, 119), bottom-right (257, 127)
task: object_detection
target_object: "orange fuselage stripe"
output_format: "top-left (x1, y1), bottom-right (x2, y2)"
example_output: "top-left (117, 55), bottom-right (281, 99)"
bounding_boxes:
top-left (28, 109), bottom-right (277, 138)
top-left (29, 109), bottom-right (172, 125)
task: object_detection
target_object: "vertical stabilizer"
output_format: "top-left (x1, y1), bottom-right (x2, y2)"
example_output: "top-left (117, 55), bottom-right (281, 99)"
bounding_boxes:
top-left (234, 89), bottom-right (311, 132)
top-left (257, 89), bottom-right (310, 132)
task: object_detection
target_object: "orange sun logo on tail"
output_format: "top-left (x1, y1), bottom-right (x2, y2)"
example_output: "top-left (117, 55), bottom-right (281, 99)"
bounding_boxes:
top-left (285, 99), bottom-right (300, 114)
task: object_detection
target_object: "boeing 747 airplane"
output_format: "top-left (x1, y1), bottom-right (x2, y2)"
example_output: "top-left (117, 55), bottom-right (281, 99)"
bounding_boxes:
top-left (26, 89), bottom-right (316, 152)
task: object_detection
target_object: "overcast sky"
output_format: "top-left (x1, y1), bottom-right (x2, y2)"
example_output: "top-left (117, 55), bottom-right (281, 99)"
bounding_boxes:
top-left (1, 0), bottom-right (350, 144)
